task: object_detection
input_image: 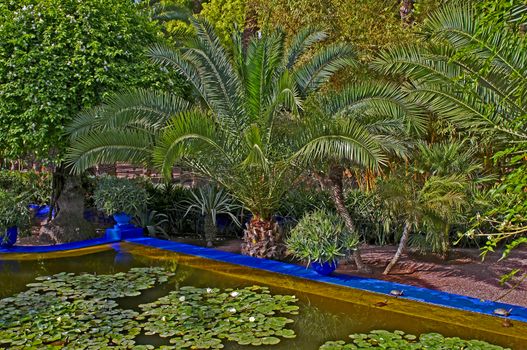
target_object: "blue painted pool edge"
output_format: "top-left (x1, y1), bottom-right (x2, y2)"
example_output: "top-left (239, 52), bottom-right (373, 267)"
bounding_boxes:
top-left (1, 235), bottom-right (525, 323)
top-left (125, 237), bottom-right (527, 323)
top-left (0, 237), bottom-right (119, 254)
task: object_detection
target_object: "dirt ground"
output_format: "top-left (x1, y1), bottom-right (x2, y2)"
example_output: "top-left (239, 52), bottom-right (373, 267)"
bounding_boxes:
top-left (16, 234), bottom-right (526, 307)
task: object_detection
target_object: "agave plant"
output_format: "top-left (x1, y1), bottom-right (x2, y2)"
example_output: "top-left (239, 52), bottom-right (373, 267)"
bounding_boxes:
top-left (180, 184), bottom-right (240, 247)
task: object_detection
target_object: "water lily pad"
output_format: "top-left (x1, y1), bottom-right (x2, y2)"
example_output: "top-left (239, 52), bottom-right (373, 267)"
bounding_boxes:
top-left (320, 330), bottom-right (510, 349)
top-left (138, 285), bottom-right (298, 349)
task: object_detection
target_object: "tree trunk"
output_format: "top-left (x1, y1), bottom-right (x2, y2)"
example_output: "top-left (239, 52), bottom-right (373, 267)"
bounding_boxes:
top-left (242, 3), bottom-right (259, 51)
top-left (327, 164), bottom-right (372, 273)
top-left (241, 216), bottom-right (284, 259)
top-left (383, 221), bottom-right (411, 275)
top-left (203, 214), bottom-right (217, 248)
top-left (400, 0), bottom-right (415, 25)
top-left (40, 172), bottom-right (96, 243)
top-left (441, 223), bottom-right (450, 261)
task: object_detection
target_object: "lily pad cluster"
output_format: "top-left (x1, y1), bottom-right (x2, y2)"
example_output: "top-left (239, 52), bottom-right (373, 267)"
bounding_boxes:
top-left (0, 268), bottom-right (300, 349)
top-left (138, 285), bottom-right (299, 349)
top-left (0, 267), bottom-right (173, 349)
top-left (319, 330), bottom-right (509, 350)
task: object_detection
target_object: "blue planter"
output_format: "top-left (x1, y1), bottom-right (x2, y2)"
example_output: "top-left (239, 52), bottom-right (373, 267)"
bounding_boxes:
top-left (28, 204), bottom-right (55, 220)
top-left (1, 227), bottom-right (18, 248)
top-left (311, 261), bottom-right (338, 276)
top-left (113, 212), bottom-right (132, 227)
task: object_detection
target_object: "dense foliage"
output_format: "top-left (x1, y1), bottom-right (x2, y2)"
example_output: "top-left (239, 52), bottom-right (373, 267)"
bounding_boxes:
top-left (0, 190), bottom-right (30, 234)
top-left (0, 170), bottom-right (51, 204)
top-left (93, 176), bottom-right (148, 216)
top-left (286, 210), bottom-right (358, 264)
top-left (0, 0), bottom-right (184, 161)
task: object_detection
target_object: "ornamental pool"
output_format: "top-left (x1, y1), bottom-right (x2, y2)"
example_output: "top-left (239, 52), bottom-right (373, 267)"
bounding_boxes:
top-left (1, 239), bottom-right (526, 349)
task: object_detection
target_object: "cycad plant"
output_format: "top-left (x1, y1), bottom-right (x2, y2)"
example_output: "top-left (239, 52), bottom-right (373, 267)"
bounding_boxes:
top-left (68, 20), bottom-right (391, 258)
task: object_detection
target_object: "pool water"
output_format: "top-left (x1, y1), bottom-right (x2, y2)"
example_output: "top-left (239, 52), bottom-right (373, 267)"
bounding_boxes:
top-left (0, 243), bottom-right (525, 349)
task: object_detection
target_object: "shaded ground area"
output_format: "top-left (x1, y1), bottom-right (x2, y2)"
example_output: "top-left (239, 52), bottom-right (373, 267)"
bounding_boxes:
top-left (16, 234), bottom-right (527, 307)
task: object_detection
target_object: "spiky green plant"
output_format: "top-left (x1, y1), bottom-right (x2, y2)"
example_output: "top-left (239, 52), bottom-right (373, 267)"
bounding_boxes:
top-left (180, 184), bottom-right (240, 247)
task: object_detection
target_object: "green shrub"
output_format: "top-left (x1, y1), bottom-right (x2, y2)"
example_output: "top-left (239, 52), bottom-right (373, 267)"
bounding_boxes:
top-left (277, 186), bottom-right (333, 219)
top-left (0, 190), bottom-right (30, 235)
top-left (286, 210), bottom-right (358, 265)
top-left (144, 181), bottom-right (198, 235)
top-left (0, 170), bottom-right (51, 204)
top-left (93, 177), bottom-right (148, 216)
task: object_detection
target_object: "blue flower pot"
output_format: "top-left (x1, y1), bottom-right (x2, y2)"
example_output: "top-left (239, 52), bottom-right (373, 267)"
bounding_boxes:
top-left (1, 227), bottom-right (18, 248)
top-left (113, 212), bottom-right (132, 227)
top-left (311, 261), bottom-right (338, 276)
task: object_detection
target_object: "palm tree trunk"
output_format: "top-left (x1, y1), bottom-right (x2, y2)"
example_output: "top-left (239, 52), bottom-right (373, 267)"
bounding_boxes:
top-left (241, 216), bottom-right (284, 259)
top-left (441, 223), bottom-right (450, 260)
top-left (327, 165), bottom-right (371, 273)
top-left (203, 215), bottom-right (217, 247)
top-left (383, 221), bottom-right (411, 275)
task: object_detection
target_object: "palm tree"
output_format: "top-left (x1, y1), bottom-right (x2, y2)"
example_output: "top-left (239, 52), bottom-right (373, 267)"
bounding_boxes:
top-left (68, 20), bottom-right (390, 258)
top-left (371, 2), bottom-right (527, 147)
top-left (303, 81), bottom-right (426, 271)
top-left (379, 141), bottom-right (485, 274)
top-left (379, 172), bottom-right (468, 274)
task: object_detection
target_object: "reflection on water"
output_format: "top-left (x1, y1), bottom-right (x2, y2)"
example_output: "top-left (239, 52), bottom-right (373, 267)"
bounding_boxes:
top-left (0, 244), bottom-right (524, 350)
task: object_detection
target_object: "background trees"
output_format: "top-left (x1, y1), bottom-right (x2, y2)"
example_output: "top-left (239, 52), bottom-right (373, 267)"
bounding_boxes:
top-left (0, 0), bottom-right (188, 242)
top-left (0, 0), bottom-right (184, 162)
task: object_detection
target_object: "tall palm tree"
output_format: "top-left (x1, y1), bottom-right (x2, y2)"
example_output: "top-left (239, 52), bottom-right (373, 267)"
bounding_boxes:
top-left (68, 20), bottom-right (391, 258)
top-left (303, 81), bottom-right (426, 271)
top-left (371, 2), bottom-right (527, 147)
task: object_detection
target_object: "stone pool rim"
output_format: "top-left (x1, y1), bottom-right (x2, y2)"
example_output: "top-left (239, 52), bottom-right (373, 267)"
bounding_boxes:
top-left (1, 236), bottom-right (526, 324)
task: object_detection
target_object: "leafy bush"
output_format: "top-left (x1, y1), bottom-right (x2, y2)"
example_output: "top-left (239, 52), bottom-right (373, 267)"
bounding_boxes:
top-left (93, 177), bottom-right (148, 216)
top-left (0, 190), bottom-right (30, 234)
top-left (144, 181), bottom-right (197, 235)
top-left (277, 186), bottom-right (333, 220)
top-left (286, 210), bottom-right (358, 265)
top-left (0, 170), bottom-right (51, 204)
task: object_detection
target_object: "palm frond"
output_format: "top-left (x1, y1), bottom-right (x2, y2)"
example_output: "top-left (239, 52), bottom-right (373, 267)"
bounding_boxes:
top-left (67, 89), bottom-right (191, 139)
top-left (66, 130), bottom-right (154, 174)
top-left (153, 109), bottom-right (230, 179)
top-left (291, 118), bottom-right (386, 170)
top-left (286, 26), bottom-right (328, 69)
top-left (293, 43), bottom-right (356, 96)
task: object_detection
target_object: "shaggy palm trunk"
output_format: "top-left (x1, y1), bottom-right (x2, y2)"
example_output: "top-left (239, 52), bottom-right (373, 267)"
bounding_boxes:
top-left (327, 165), bottom-right (371, 273)
top-left (241, 216), bottom-right (284, 259)
top-left (383, 221), bottom-right (411, 275)
top-left (203, 215), bottom-right (217, 248)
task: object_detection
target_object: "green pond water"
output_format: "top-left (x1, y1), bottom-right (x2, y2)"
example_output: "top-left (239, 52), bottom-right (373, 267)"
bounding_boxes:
top-left (0, 244), bottom-right (524, 349)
